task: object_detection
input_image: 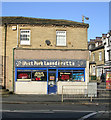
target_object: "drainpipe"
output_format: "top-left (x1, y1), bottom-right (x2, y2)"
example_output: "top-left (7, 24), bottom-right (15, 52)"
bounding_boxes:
top-left (4, 23), bottom-right (7, 89)
top-left (12, 48), bottom-right (15, 92)
top-left (12, 24), bottom-right (18, 92)
top-left (17, 25), bottom-right (19, 47)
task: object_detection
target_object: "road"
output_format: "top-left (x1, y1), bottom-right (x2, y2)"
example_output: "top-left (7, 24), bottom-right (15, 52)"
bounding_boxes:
top-left (1, 103), bottom-right (110, 120)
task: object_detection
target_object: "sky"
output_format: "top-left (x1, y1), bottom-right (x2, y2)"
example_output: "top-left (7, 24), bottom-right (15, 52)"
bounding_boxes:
top-left (1, 2), bottom-right (110, 41)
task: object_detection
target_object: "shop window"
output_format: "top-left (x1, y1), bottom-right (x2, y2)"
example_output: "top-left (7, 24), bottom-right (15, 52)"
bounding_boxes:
top-left (72, 70), bottom-right (84, 82)
top-left (58, 70), bottom-right (84, 82)
top-left (20, 30), bottom-right (30, 45)
top-left (32, 70), bottom-right (47, 81)
top-left (56, 31), bottom-right (66, 46)
top-left (17, 71), bottom-right (31, 81)
top-left (58, 71), bottom-right (72, 81)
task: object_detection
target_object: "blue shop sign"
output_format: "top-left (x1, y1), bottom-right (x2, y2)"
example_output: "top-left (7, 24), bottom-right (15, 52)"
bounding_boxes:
top-left (15, 59), bottom-right (86, 68)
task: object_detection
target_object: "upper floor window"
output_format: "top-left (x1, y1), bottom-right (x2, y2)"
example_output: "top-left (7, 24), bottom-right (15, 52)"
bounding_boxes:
top-left (99, 51), bottom-right (102, 61)
top-left (89, 51), bottom-right (91, 60)
top-left (95, 42), bottom-right (98, 47)
top-left (108, 38), bottom-right (110, 46)
top-left (20, 30), bottom-right (30, 45)
top-left (93, 53), bottom-right (95, 61)
top-left (56, 31), bottom-right (66, 46)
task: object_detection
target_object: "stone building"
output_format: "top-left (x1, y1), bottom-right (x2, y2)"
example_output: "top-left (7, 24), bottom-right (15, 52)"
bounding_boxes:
top-left (89, 36), bottom-right (105, 82)
top-left (0, 16), bottom-right (89, 94)
top-left (102, 32), bottom-right (111, 71)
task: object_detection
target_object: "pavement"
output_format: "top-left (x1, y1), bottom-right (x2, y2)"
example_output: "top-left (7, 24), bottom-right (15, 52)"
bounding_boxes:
top-left (1, 93), bottom-right (111, 105)
top-left (2, 94), bottom-right (62, 104)
top-left (1, 82), bottom-right (111, 104)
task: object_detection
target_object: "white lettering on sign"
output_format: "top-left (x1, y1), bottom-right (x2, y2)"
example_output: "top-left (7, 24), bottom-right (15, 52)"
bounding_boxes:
top-left (69, 61), bottom-right (72, 66)
top-left (15, 60), bottom-right (86, 67)
top-left (72, 62), bottom-right (75, 66)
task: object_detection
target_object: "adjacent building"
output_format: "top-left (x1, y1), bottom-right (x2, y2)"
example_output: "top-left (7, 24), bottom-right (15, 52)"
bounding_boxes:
top-left (102, 32), bottom-right (111, 71)
top-left (89, 37), bottom-right (104, 81)
top-left (89, 32), bottom-right (111, 82)
top-left (0, 16), bottom-right (89, 94)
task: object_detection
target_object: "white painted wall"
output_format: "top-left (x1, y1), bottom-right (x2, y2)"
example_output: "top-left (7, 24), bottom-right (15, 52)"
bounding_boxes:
top-left (57, 81), bottom-right (87, 94)
top-left (15, 82), bottom-right (47, 94)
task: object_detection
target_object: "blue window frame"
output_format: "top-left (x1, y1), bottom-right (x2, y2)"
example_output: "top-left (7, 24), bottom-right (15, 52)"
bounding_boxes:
top-left (15, 67), bottom-right (85, 82)
top-left (15, 68), bottom-right (47, 82)
top-left (58, 68), bottom-right (85, 82)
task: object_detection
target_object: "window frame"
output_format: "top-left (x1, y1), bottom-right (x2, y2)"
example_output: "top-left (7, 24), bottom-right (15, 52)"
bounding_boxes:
top-left (56, 30), bottom-right (66, 46)
top-left (58, 68), bottom-right (85, 82)
top-left (15, 68), bottom-right (85, 82)
top-left (20, 29), bottom-right (31, 45)
top-left (16, 68), bottom-right (47, 82)
top-left (93, 53), bottom-right (95, 61)
top-left (99, 51), bottom-right (102, 61)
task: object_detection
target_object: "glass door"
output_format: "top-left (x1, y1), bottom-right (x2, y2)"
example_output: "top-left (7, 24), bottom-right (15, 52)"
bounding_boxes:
top-left (48, 69), bottom-right (57, 94)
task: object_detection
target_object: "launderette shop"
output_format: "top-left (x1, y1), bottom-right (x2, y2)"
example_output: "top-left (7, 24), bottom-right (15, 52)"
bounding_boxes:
top-left (15, 59), bottom-right (87, 94)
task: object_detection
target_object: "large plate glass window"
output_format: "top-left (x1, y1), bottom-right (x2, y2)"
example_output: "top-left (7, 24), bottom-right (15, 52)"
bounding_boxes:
top-left (58, 70), bottom-right (72, 81)
top-left (17, 70), bottom-right (31, 81)
top-left (58, 69), bottom-right (84, 82)
top-left (72, 70), bottom-right (84, 82)
top-left (56, 31), bottom-right (66, 46)
top-left (20, 30), bottom-right (30, 45)
top-left (16, 69), bottom-right (47, 82)
top-left (32, 70), bottom-right (47, 81)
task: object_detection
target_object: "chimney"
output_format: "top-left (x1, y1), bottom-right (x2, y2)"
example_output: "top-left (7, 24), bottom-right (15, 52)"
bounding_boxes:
top-left (102, 34), bottom-right (107, 38)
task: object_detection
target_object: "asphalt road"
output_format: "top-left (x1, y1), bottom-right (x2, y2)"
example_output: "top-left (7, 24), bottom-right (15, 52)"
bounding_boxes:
top-left (1, 103), bottom-right (110, 120)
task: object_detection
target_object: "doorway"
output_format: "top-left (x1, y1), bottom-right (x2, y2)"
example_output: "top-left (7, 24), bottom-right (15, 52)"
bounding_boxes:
top-left (48, 69), bottom-right (57, 94)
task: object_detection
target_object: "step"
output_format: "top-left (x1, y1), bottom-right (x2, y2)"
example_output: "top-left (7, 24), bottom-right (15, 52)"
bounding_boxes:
top-left (0, 89), bottom-right (10, 95)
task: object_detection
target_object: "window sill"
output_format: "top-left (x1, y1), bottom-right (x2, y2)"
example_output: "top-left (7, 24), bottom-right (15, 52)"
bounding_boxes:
top-left (20, 44), bottom-right (32, 47)
top-left (56, 45), bottom-right (67, 47)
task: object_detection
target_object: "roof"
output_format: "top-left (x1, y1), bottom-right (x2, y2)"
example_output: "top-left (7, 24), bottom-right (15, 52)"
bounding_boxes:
top-left (90, 45), bottom-right (104, 52)
top-left (0, 16), bottom-right (89, 28)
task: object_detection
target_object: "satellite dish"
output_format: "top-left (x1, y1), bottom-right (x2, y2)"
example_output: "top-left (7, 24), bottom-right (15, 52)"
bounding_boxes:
top-left (45, 40), bottom-right (51, 46)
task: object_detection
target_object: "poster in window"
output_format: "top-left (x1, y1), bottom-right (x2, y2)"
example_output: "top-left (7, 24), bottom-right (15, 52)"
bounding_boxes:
top-left (73, 72), bottom-right (84, 82)
top-left (106, 71), bottom-right (111, 90)
top-left (50, 76), bottom-right (55, 80)
top-left (59, 72), bottom-right (72, 81)
top-left (32, 71), bottom-right (47, 81)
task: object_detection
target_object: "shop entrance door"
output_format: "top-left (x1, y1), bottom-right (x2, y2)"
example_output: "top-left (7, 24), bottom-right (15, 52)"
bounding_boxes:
top-left (48, 69), bottom-right (57, 94)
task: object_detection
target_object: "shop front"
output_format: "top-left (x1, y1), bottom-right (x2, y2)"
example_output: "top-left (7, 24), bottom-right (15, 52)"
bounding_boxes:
top-left (15, 59), bottom-right (86, 94)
